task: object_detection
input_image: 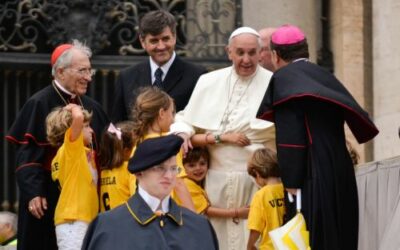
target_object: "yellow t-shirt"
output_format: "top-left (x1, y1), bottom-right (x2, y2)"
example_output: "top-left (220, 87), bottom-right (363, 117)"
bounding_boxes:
top-left (100, 161), bottom-right (136, 212)
top-left (51, 129), bottom-right (99, 225)
top-left (182, 177), bottom-right (209, 214)
top-left (247, 183), bottom-right (285, 250)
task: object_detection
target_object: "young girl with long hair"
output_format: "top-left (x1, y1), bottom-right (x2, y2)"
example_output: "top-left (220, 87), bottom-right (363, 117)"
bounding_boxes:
top-left (130, 87), bottom-right (195, 211)
top-left (98, 121), bottom-right (135, 211)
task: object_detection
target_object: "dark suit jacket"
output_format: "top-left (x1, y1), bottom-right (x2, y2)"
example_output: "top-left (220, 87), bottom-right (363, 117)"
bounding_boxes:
top-left (111, 56), bottom-right (207, 122)
top-left (82, 193), bottom-right (219, 250)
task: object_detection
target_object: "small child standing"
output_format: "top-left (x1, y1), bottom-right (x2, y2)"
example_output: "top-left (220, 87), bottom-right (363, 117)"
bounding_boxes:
top-left (99, 122), bottom-right (135, 211)
top-left (246, 148), bottom-right (285, 250)
top-left (46, 104), bottom-right (98, 250)
top-left (182, 147), bottom-right (210, 214)
top-left (183, 147), bottom-right (249, 220)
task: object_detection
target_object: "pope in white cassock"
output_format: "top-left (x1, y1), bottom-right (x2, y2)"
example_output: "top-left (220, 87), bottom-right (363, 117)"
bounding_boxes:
top-left (171, 27), bottom-right (275, 250)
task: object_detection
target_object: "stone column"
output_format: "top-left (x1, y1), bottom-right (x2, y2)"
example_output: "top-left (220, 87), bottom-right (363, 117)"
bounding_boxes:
top-left (372, 0), bottom-right (400, 160)
top-left (330, 0), bottom-right (373, 162)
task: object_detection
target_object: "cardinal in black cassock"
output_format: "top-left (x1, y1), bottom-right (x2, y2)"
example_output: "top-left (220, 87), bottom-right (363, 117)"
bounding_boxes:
top-left (257, 25), bottom-right (379, 250)
top-left (6, 43), bottom-right (109, 250)
top-left (82, 135), bottom-right (219, 250)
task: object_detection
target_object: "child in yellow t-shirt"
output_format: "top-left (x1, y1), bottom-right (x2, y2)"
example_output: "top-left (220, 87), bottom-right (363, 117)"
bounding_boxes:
top-left (46, 104), bottom-right (98, 250)
top-left (183, 147), bottom-right (249, 220)
top-left (182, 147), bottom-right (210, 214)
top-left (98, 121), bottom-right (136, 212)
top-left (246, 148), bottom-right (286, 250)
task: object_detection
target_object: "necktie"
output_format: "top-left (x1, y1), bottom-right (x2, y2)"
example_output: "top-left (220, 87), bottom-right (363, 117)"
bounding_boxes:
top-left (154, 68), bottom-right (163, 89)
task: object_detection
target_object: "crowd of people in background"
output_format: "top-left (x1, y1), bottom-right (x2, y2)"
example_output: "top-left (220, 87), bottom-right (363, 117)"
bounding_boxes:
top-left (5, 9), bottom-right (378, 250)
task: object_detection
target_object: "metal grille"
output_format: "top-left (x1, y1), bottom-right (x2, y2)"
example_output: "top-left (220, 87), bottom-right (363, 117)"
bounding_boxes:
top-left (0, 0), bottom-right (241, 57)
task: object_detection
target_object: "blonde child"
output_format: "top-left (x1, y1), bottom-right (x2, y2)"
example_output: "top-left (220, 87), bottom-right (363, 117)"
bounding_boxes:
top-left (246, 148), bottom-right (285, 250)
top-left (99, 121), bottom-right (135, 211)
top-left (46, 104), bottom-right (98, 250)
top-left (183, 147), bottom-right (249, 220)
top-left (130, 86), bottom-right (195, 211)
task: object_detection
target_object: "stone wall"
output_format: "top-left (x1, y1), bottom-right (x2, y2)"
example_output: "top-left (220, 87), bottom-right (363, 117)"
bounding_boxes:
top-left (242, 0), bottom-right (321, 62)
top-left (372, 0), bottom-right (400, 160)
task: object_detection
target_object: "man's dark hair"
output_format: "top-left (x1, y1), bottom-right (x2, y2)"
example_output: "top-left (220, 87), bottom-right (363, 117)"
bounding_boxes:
top-left (139, 10), bottom-right (177, 37)
top-left (271, 39), bottom-right (309, 62)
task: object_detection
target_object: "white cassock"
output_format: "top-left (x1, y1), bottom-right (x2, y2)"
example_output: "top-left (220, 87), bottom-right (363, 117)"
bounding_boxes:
top-left (171, 65), bottom-right (274, 250)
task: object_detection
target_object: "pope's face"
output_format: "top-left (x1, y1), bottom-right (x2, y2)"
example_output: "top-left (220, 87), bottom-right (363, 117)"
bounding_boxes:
top-left (140, 27), bottom-right (176, 66)
top-left (58, 49), bottom-right (93, 96)
top-left (137, 156), bottom-right (177, 200)
top-left (227, 33), bottom-right (261, 77)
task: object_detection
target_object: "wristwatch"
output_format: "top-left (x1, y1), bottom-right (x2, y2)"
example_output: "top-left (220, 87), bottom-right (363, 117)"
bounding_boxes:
top-left (214, 134), bottom-right (221, 144)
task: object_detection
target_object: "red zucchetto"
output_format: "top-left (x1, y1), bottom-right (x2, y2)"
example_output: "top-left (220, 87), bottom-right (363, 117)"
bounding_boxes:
top-left (51, 44), bottom-right (73, 66)
top-left (271, 25), bottom-right (306, 45)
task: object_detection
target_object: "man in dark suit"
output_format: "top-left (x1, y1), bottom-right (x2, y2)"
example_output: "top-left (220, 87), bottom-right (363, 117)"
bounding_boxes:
top-left (111, 10), bottom-right (207, 122)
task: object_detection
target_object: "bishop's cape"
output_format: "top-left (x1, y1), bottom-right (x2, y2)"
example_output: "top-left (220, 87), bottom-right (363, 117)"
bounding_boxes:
top-left (257, 60), bottom-right (378, 250)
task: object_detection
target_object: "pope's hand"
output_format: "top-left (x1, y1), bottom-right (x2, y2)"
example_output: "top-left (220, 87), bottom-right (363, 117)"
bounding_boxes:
top-left (221, 132), bottom-right (250, 146)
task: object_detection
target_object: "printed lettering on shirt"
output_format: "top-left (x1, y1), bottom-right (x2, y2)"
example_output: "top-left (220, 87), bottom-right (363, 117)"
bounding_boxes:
top-left (52, 162), bottom-right (59, 172)
top-left (268, 198), bottom-right (284, 208)
top-left (100, 176), bottom-right (116, 186)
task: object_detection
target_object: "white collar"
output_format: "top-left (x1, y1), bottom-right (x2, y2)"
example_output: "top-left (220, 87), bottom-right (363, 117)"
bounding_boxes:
top-left (179, 65), bottom-right (272, 130)
top-left (54, 79), bottom-right (76, 98)
top-left (292, 58), bottom-right (309, 63)
top-left (150, 52), bottom-right (176, 83)
top-left (138, 185), bottom-right (170, 213)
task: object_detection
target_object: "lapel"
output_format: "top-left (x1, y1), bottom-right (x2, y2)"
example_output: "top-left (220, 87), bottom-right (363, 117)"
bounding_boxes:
top-left (125, 193), bottom-right (183, 226)
top-left (166, 198), bottom-right (183, 226)
top-left (137, 62), bottom-right (152, 87)
top-left (162, 56), bottom-right (184, 93)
